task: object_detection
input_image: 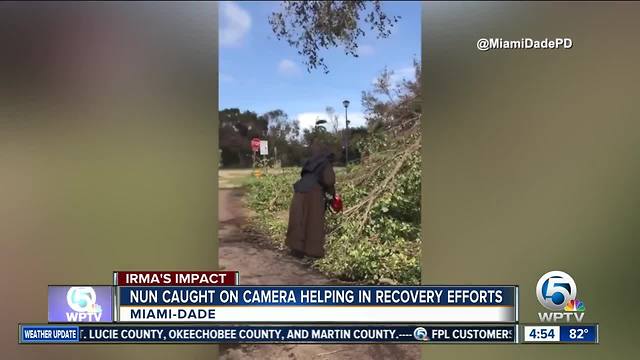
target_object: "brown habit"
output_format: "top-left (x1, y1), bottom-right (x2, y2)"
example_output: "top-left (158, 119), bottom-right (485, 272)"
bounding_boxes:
top-left (285, 152), bottom-right (335, 258)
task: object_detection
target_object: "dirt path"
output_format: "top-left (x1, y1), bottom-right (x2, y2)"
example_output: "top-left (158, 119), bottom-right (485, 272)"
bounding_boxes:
top-left (218, 188), bottom-right (420, 360)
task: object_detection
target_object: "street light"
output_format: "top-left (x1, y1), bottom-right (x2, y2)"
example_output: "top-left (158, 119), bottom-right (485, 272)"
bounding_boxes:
top-left (342, 100), bottom-right (350, 167)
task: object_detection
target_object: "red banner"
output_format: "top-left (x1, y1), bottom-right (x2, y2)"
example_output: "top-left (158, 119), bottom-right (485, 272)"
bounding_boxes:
top-left (114, 271), bottom-right (239, 286)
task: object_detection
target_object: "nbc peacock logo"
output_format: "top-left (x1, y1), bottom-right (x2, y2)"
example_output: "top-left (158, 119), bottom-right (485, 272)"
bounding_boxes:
top-left (564, 299), bottom-right (586, 312)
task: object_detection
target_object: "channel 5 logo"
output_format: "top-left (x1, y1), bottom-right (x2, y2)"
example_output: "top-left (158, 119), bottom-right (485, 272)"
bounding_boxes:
top-left (536, 271), bottom-right (586, 322)
top-left (48, 285), bottom-right (112, 323)
top-left (413, 327), bottom-right (430, 341)
top-left (65, 287), bottom-right (103, 322)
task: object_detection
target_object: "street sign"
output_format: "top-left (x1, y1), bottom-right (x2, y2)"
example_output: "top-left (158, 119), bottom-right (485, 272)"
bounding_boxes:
top-left (251, 137), bottom-right (261, 152)
top-left (259, 140), bottom-right (269, 155)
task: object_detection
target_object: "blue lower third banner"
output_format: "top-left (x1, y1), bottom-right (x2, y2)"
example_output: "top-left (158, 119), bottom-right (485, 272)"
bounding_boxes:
top-left (117, 286), bottom-right (518, 323)
top-left (19, 324), bottom-right (518, 344)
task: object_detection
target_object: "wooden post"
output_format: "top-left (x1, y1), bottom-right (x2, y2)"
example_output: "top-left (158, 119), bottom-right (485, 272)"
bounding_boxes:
top-left (274, 146), bottom-right (278, 169)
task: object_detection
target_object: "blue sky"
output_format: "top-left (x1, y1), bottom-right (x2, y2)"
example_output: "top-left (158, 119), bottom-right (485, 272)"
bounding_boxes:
top-left (219, 1), bottom-right (421, 130)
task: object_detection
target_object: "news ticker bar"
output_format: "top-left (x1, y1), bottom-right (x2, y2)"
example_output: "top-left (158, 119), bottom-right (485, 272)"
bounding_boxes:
top-left (19, 324), bottom-right (518, 344)
top-left (20, 324), bottom-right (599, 344)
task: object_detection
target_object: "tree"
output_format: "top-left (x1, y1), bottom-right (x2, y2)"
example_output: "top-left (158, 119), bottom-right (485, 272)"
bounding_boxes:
top-left (325, 106), bottom-right (340, 133)
top-left (219, 108), bottom-right (268, 167)
top-left (361, 59), bottom-right (421, 132)
top-left (261, 110), bottom-right (305, 166)
top-left (262, 110), bottom-right (300, 141)
top-left (269, 1), bottom-right (400, 73)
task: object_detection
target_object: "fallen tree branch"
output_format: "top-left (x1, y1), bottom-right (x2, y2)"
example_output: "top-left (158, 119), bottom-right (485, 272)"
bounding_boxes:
top-left (353, 139), bottom-right (420, 236)
top-left (343, 137), bottom-right (420, 217)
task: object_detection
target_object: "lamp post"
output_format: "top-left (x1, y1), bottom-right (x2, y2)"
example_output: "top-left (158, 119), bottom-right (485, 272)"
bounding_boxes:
top-left (342, 100), bottom-right (350, 167)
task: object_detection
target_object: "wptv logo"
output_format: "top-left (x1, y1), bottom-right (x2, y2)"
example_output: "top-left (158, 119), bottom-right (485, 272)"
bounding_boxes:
top-left (66, 287), bottom-right (103, 322)
top-left (536, 271), bottom-right (586, 322)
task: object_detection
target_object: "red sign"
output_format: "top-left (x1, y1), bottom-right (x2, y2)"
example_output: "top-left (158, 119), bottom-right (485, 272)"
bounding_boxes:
top-left (251, 137), bottom-right (261, 152)
top-left (114, 271), bottom-right (239, 286)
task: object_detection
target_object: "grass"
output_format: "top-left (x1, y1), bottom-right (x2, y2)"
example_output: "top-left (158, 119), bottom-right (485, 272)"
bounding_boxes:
top-left (241, 159), bottom-right (421, 285)
top-left (218, 169), bottom-right (253, 189)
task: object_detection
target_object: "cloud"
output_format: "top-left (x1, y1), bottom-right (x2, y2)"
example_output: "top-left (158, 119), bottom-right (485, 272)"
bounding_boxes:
top-left (341, 112), bottom-right (366, 128)
top-left (277, 59), bottom-right (301, 76)
top-left (220, 2), bottom-right (251, 47)
top-left (358, 44), bottom-right (375, 56)
top-left (371, 66), bottom-right (416, 85)
top-left (296, 112), bottom-right (367, 131)
top-left (296, 112), bottom-right (325, 131)
top-left (390, 67), bottom-right (416, 83)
